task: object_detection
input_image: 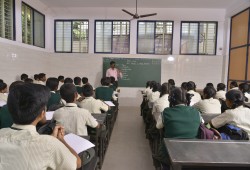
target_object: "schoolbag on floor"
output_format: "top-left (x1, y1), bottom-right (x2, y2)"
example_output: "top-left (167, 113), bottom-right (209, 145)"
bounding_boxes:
top-left (198, 123), bottom-right (221, 140)
top-left (218, 124), bottom-right (249, 140)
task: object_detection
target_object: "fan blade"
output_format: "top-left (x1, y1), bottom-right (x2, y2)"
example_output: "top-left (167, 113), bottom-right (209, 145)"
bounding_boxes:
top-left (122, 9), bottom-right (135, 17)
top-left (139, 13), bottom-right (157, 18)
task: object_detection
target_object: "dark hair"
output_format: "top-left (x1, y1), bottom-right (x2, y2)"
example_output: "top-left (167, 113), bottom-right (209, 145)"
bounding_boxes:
top-left (21, 73), bottom-right (28, 81)
top-left (146, 81), bottom-right (151, 88)
top-left (217, 83), bottom-right (226, 91)
top-left (46, 77), bottom-right (59, 91)
top-left (226, 90), bottom-right (244, 109)
top-left (203, 86), bottom-right (216, 99)
top-left (0, 82), bottom-right (7, 91)
top-left (82, 77), bottom-right (88, 84)
top-left (38, 73), bottom-right (46, 80)
top-left (34, 74), bottom-right (39, 80)
top-left (0, 79), bottom-right (3, 83)
top-left (60, 83), bottom-right (77, 103)
top-left (110, 61), bottom-right (115, 65)
top-left (160, 83), bottom-right (169, 97)
top-left (9, 81), bottom-right (24, 91)
top-left (101, 77), bottom-right (110, 86)
top-left (187, 81), bottom-right (196, 91)
top-left (110, 76), bottom-right (115, 84)
top-left (181, 82), bottom-right (187, 90)
top-left (7, 84), bottom-right (50, 125)
top-left (239, 83), bottom-right (249, 93)
top-left (82, 84), bottom-right (94, 97)
top-left (64, 77), bottom-right (73, 84)
top-left (168, 79), bottom-right (175, 86)
top-left (24, 78), bottom-right (33, 83)
top-left (206, 83), bottom-right (214, 88)
top-left (150, 81), bottom-right (157, 89)
top-left (152, 82), bottom-right (161, 92)
top-left (58, 75), bottom-right (64, 81)
top-left (230, 81), bottom-right (238, 88)
top-left (168, 87), bottom-right (187, 107)
top-left (74, 77), bottom-right (81, 85)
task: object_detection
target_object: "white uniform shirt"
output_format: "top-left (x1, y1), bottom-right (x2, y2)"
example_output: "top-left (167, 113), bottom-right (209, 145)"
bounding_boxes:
top-left (152, 94), bottom-right (169, 115)
top-left (148, 91), bottom-right (160, 108)
top-left (77, 96), bottom-right (109, 114)
top-left (211, 106), bottom-right (250, 135)
top-left (193, 98), bottom-right (221, 114)
top-left (0, 93), bottom-right (8, 102)
top-left (0, 124), bottom-right (76, 170)
top-left (53, 103), bottom-right (98, 136)
top-left (187, 90), bottom-right (202, 106)
top-left (106, 68), bottom-right (122, 81)
top-left (215, 90), bottom-right (226, 101)
top-left (244, 92), bottom-right (250, 103)
top-left (146, 88), bottom-right (153, 100)
top-left (35, 80), bottom-right (45, 86)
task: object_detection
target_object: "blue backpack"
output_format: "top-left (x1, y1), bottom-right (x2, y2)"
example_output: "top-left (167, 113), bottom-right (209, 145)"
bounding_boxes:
top-left (218, 124), bottom-right (249, 140)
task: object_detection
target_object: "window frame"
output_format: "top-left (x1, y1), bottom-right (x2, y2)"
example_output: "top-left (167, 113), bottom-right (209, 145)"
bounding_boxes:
top-left (0, 0), bottom-right (16, 40)
top-left (94, 20), bottom-right (130, 54)
top-left (137, 20), bottom-right (174, 55)
top-left (21, 2), bottom-right (45, 48)
top-left (180, 21), bottom-right (218, 55)
top-left (54, 19), bottom-right (89, 53)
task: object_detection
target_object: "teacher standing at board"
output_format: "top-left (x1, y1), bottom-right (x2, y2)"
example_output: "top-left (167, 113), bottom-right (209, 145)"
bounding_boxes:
top-left (106, 61), bottom-right (123, 86)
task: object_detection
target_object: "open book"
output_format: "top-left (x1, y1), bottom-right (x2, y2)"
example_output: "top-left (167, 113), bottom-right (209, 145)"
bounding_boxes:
top-left (104, 101), bottom-right (115, 107)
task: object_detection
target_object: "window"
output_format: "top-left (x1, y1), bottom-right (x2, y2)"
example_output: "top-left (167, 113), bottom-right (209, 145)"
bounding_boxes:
top-left (0, 0), bottom-right (15, 40)
top-left (137, 21), bottom-right (173, 55)
top-left (180, 21), bottom-right (217, 55)
top-left (22, 3), bottom-right (45, 48)
top-left (55, 20), bottom-right (88, 53)
top-left (95, 20), bottom-right (130, 53)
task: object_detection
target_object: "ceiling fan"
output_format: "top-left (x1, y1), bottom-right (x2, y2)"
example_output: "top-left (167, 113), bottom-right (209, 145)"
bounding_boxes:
top-left (122, 0), bottom-right (157, 19)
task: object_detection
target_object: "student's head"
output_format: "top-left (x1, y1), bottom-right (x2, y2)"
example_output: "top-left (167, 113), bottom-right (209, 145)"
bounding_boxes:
top-left (239, 83), bottom-right (249, 93)
top-left (206, 83), bottom-right (214, 88)
top-left (230, 81), bottom-right (238, 89)
top-left (217, 83), bottom-right (226, 91)
top-left (0, 82), bottom-right (7, 93)
top-left (203, 86), bottom-right (216, 99)
top-left (110, 76), bottom-right (115, 84)
top-left (152, 82), bottom-right (161, 92)
top-left (46, 77), bottom-right (59, 91)
top-left (225, 90), bottom-right (244, 109)
top-left (160, 83), bottom-right (169, 97)
top-left (74, 77), bottom-right (81, 85)
top-left (82, 84), bottom-right (94, 97)
top-left (110, 61), bottom-right (116, 69)
top-left (64, 77), bottom-right (73, 84)
top-left (181, 82), bottom-right (187, 91)
top-left (168, 79), bottom-right (175, 86)
top-left (0, 79), bottom-right (3, 84)
top-left (7, 83), bottom-right (50, 125)
top-left (168, 87), bottom-right (187, 107)
top-left (146, 81), bottom-right (151, 88)
top-left (60, 83), bottom-right (77, 103)
top-left (9, 81), bottom-right (24, 91)
top-left (20, 73), bottom-right (28, 81)
top-left (24, 78), bottom-right (33, 83)
top-left (150, 81), bottom-right (157, 89)
top-left (101, 77), bottom-right (110, 86)
top-left (187, 81), bottom-right (196, 91)
top-left (58, 75), bottom-right (64, 83)
top-left (38, 73), bottom-right (46, 82)
top-left (82, 77), bottom-right (88, 84)
top-left (34, 74), bottom-right (39, 81)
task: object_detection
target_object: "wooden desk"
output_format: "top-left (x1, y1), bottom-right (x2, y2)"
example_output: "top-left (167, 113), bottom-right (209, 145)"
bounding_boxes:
top-left (164, 139), bottom-right (250, 170)
top-left (201, 113), bottom-right (220, 123)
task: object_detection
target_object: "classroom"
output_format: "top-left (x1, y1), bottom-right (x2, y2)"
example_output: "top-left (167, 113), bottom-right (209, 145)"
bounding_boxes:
top-left (0, 0), bottom-right (250, 169)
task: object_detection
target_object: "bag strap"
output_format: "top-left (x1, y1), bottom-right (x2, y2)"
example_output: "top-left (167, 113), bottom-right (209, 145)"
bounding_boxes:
top-left (10, 127), bottom-right (22, 131)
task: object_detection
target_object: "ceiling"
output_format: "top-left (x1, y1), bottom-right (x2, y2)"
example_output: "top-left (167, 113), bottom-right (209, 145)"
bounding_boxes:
top-left (40, 0), bottom-right (244, 9)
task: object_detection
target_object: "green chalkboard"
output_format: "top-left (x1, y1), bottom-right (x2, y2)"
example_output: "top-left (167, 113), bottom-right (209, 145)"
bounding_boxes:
top-left (103, 57), bottom-right (161, 87)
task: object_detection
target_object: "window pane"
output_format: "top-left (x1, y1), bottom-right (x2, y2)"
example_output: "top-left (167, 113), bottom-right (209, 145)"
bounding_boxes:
top-left (0, 0), bottom-right (14, 40)
top-left (95, 21), bottom-right (112, 53)
top-left (55, 21), bottom-right (71, 52)
top-left (72, 21), bottom-right (88, 53)
top-left (22, 4), bottom-right (33, 45)
top-left (181, 22), bottom-right (198, 54)
top-left (199, 22), bottom-right (216, 55)
top-left (138, 21), bottom-right (155, 53)
top-left (155, 21), bottom-right (172, 54)
top-left (112, 21), bottom-right (129, 53)
top-left (34, 11), bottom-right (44, 48)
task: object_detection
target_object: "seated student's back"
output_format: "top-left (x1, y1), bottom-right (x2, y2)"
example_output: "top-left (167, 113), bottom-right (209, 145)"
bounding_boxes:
top-left (95, 77), bottom-right (114, 101)
top-left (187, 81), bottom-right (201, 106)
top-left (46, 77), bottom-right (62, 110)
top-left (215, 83), bottom-right (226, 100)
top-left (74, 76), bottom-right (82, 94)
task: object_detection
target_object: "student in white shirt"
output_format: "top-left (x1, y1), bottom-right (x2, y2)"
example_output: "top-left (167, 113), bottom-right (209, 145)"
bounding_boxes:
top-left (33, 74), bottom-right (39, 84)
top-left (20, 73), bottom-right (28, 82)
top-left (0, 82), bottom-right (8, 102)
top-left (187, 81), bottom-right (201, 106)
top-left (211, 90), bottom-right (250, 135)
top-left (36, 73), bottom-right (46, 85)
top-left (58, 75), bottom-right (64, 89)
top-left (78, 84), bottom-right (109, 114)
top-left (148, 82), bottom-right (161, 108)
top-left (143, 81), bottom-right (151, 96)
top-left (193, 86), bottom-right (221, 114)
top-left (239, 83), bottom-right (250, 103)
top-left (215, 83), bottom-right (226, 101)
top-left (230, 81), bottom-right (239, 90)
top-left (0, 83), bottom-right (81, 169)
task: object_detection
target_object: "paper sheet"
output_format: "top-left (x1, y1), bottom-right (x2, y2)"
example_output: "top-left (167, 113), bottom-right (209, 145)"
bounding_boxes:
top-left (64, 133), bottom-right (95, 154)
top-left (104, 101), bottom-right (115, 107)
top-left (0, 101), bottom-right (7, 107)
top-left (46, 111), bottom-right (54, 120)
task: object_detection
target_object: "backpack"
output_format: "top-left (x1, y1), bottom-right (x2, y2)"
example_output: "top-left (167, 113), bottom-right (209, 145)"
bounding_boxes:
top-left (218, 124), bottom-right (249, 140)
top-left (198, 123), bottom-right (221, 140)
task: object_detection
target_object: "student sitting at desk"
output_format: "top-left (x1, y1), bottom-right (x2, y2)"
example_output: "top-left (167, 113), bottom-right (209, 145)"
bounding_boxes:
top-left (143, 81), bottom-right (152, 96)
top-left (58, 75), bottom-right (64, 89)
top-left (152, 83), bottom-right (169, 115)
top-left (229, 81), bottom-right (239, 90)
top-left (239, 83), bottom-right (250, 103)
top-left (74, 76), bottom-right (82, 95)
top-left (95, 77), bottom-right (117, 101)
top-left (24, 78), bottom-right (33, 83)
top-left (210, 90), bottom-right (250, 135)
top-left (46, 77), bottom-right (62, 110)
top-left (109, 76), bottom-right (117, 91)
top-left (82, 77), bottom-right (89, 87)
top-left (148, 82), bottom-right (161, 106)
top-left (0, 83), bottom-right (81, 169)
top-left (78, 84), bottom-right (109, 114)
top-left (187, 81), bottom-right (201, 106)
top-left (0, 82), bottom-right (8, 102)
top-left (20, 73), bottom-right (28, 82)
top-left (53, 83), bottom-right (100, 136)
top-left (215, 83), bottom-right (226, 100)
top-left (36, 73), bottom-right (46, 85)
top-left (64, 77), bottom-right (73, 84)
top-left (193, 86), bottom-right (221, 114)
top-left (33, 74), bottom-right (39, 84)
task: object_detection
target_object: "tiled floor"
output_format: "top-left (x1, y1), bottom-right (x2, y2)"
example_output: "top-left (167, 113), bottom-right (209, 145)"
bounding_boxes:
top-left (102, 106), bottom-right (154, 170)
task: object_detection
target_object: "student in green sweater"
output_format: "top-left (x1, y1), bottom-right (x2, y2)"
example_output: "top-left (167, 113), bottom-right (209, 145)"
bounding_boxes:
top-left (46, 77), bottom-right (62, 110)
top-left (95, 77), bottom-right (117, 101)
top-left (74, 77), bottom-right (82, 95)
